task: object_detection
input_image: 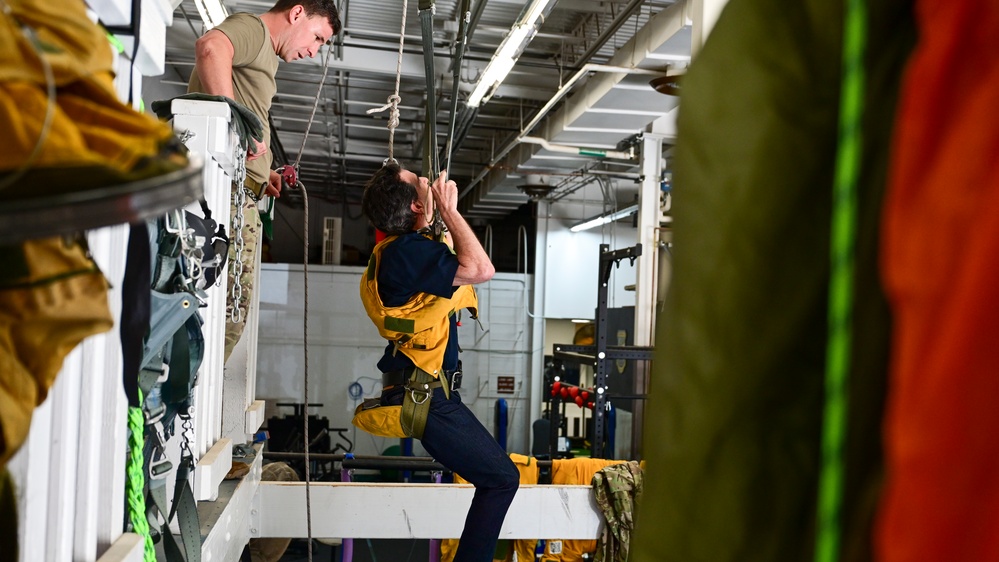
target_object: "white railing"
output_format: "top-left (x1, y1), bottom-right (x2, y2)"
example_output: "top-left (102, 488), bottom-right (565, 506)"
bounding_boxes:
top-left (9, 99), bottom-right (261, 561)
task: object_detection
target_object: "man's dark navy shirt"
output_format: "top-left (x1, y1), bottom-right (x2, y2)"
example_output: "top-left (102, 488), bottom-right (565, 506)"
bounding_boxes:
top-left (376, 232), bottom-right (461, 373)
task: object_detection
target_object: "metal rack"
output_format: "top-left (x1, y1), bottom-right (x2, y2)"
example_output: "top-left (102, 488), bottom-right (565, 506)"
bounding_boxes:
top-left (550, 243), bottom-right (654, 458)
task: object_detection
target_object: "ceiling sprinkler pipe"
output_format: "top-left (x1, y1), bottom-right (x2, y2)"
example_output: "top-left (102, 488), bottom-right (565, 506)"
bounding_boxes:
top-left (519, 136), bottom-right (635, 160)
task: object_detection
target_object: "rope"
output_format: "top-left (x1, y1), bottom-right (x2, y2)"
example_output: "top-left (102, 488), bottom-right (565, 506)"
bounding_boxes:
top-left (295, 46), bottom-right (334, 169)
top-left (815, 0), bottom-right (866, 559)
top-left (126, 392), bottom-right (155, 562)
top-left (290, 35), bottom-right (337, 562)
top-left (365, 0), bottom-right (408, 162)
top-left (302, 182), bottom-right (313, 562)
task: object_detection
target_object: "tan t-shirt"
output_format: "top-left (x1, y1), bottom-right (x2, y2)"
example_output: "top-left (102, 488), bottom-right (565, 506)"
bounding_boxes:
top-left (189, 13), bottom-right (278, 187)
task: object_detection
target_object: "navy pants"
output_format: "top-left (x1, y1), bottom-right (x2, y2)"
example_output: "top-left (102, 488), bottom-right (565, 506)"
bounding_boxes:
top-left (384, 385), bottom-right (519, 562)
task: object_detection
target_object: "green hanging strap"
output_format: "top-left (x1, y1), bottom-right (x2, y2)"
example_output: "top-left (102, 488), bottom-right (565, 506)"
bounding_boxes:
top-left (816, 0), bottom-right (867, 560)
top-left (126, 389), bottom-right (156, 562)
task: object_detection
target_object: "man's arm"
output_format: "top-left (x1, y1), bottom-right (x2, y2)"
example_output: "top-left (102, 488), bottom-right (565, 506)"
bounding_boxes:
top-left (193, 29), bottom-right (268, 159)
top-left (194, 30), bottom-right (236, 98)
top-left (432, 172), bottom-right (495, 285)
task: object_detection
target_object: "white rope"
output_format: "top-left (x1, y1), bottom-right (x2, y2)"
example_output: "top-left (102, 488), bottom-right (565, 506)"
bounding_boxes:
top-left (365, 0), bottom-right (408, 162)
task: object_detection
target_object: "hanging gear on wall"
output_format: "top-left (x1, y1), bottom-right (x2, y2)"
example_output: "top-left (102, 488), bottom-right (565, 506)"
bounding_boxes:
top-left (120, 210), bottom-right (209, 562)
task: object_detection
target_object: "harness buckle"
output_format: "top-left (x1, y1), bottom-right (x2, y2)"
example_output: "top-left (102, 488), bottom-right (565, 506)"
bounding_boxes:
top-left (409, 386), bottom-right (431, 405)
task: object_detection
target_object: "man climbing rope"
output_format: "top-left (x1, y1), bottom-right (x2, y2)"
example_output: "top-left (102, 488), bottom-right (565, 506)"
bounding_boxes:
top-left (188, 0), bottom-right (341, 362)
top-left (359, 164), bottom-right (520, 562)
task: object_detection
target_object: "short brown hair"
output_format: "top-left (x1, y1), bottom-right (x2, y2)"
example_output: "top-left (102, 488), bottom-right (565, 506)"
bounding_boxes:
top-left (361, 163), bottom-right (419, 235)
top-left (270, 0), bottom-right (342, 35)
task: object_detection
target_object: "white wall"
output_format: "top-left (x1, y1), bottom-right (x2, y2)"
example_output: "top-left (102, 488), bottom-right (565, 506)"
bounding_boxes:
top-left (254, 265), bottom-right (536, 459)
top-left (537, 197), bottom-right (639, 321)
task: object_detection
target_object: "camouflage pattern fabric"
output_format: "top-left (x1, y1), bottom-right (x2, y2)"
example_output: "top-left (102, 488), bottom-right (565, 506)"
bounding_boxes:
top-left (224, 191), bottom-right (260, 363)
top-left (593, 461), bottom-right (643, 562)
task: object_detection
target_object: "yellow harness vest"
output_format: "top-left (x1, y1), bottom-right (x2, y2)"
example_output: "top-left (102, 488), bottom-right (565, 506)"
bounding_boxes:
top-left (359, 235), bottom-right (479, 378)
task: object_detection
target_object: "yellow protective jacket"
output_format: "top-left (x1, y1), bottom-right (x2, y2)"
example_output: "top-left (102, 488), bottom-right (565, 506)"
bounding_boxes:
top-left (359, 235), bottom-right (478, 379)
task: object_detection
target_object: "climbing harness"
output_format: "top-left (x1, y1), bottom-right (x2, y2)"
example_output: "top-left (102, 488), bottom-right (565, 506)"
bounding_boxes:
top-left (117, 211), bottom-right (207, 562)
top-left (815, 0), bottom-right (866, 560)
top-left (354, 235), bottom-right (479, 439)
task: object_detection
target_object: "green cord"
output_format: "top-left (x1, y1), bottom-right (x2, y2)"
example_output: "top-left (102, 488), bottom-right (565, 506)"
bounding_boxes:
top-left (816, 0), bottom-right (866, 560)
top-left (126, 390), bottom-right (156, 562)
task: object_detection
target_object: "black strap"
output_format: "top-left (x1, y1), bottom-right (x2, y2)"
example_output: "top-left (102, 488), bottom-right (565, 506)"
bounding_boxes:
top-left (121, 222), bottom-right (151, 408)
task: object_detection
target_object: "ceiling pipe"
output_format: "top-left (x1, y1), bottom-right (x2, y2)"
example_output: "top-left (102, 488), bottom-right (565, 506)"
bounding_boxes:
top-left (519, 136), bottom-right (635, 160)
top-left (569, 0), bottom-right (647, 69)
top-left (458, 63), bottom-right (663, 199)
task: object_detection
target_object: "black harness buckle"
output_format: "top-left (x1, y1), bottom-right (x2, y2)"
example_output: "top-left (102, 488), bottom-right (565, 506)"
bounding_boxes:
top-left (445, 366), bottom-right (462, 392)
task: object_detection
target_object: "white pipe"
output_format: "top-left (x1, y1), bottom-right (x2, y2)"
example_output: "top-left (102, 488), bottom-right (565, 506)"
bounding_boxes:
top-left (519, 136), bottom-right (635, 160)
top-left (459, 63), bottom-right (662, 199)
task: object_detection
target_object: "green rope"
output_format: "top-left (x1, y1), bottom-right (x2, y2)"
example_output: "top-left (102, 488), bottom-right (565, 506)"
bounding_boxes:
top-left (816, 0), bottom-right (866, 560)
top-left (126, 390), bottom-right (156, 562)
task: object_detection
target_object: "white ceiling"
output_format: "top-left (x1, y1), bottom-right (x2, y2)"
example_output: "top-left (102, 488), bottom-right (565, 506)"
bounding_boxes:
top-left (162, 0), bottom-right (690, 220)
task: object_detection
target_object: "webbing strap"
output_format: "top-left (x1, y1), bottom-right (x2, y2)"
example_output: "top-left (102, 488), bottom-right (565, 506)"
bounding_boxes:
top-left (418, 3), bottom-right (439, 177)
top-left (146, 448), bottom-right (200, 562)
top-left (122, 222), bottom-right (151, 409)
top-left (401, 370), bottom-right (442, 438)
top-left (442, 0), bottom-right (471, 178)
top-left (169, 460), bottom-right (202, 562)
top-left (815, 0), bottom-right (866, 560)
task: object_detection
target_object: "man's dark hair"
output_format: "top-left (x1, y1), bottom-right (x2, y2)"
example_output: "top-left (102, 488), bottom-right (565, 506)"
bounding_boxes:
top-left (361, 163), bottom-right (419, 236)
top-left (271, 0), bottom-right (342, 35)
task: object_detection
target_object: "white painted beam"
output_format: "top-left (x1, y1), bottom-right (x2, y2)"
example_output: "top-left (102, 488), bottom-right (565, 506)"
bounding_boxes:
top-left (195, 438), bottom-right (233, 501)
top-left (96, 533), bottom-right (145, 562)
top-left (244, 400), bottom-right (266, 435)
top-left (201, 445), bottom-right (262, 562)
top-left (253, 483), bottom-right (602, 540)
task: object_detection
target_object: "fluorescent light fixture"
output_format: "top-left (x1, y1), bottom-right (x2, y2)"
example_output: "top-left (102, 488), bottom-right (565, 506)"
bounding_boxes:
top-left (571, 319), bottom-right (593, 324)
top-left (194, 0), bottom-right (228, 30)
top-left (466, 0), bottom-right (554, 108)
top-left (570, 204), bottom-right (640, 233)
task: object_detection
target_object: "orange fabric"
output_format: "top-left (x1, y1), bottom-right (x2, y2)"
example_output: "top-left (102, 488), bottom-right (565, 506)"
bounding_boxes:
top-left (540, 458), bottom-right (625, 561)
top-left (876, 2), bottom-right (999, 561)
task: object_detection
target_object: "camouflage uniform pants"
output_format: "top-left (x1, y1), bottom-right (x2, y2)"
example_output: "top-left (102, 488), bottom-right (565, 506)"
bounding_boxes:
top-left (224, 192), bottom-right (260, 363)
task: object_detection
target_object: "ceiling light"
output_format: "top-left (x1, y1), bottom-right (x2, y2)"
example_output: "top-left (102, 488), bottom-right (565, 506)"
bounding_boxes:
top-left (570, 204), bottom-right (640, 233)
top-left (466, 0), bottom-right (554, 108)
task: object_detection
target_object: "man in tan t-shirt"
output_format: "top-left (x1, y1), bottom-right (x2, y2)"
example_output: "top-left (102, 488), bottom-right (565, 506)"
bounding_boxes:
top-left (190, 0), bottom-right (341, 361)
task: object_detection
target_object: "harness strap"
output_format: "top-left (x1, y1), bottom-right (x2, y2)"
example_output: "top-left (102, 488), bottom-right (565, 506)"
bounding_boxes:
top-left (442, 0), bottom-right (471, 178)
top-left (401, 368), bottom-right (441, 438)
